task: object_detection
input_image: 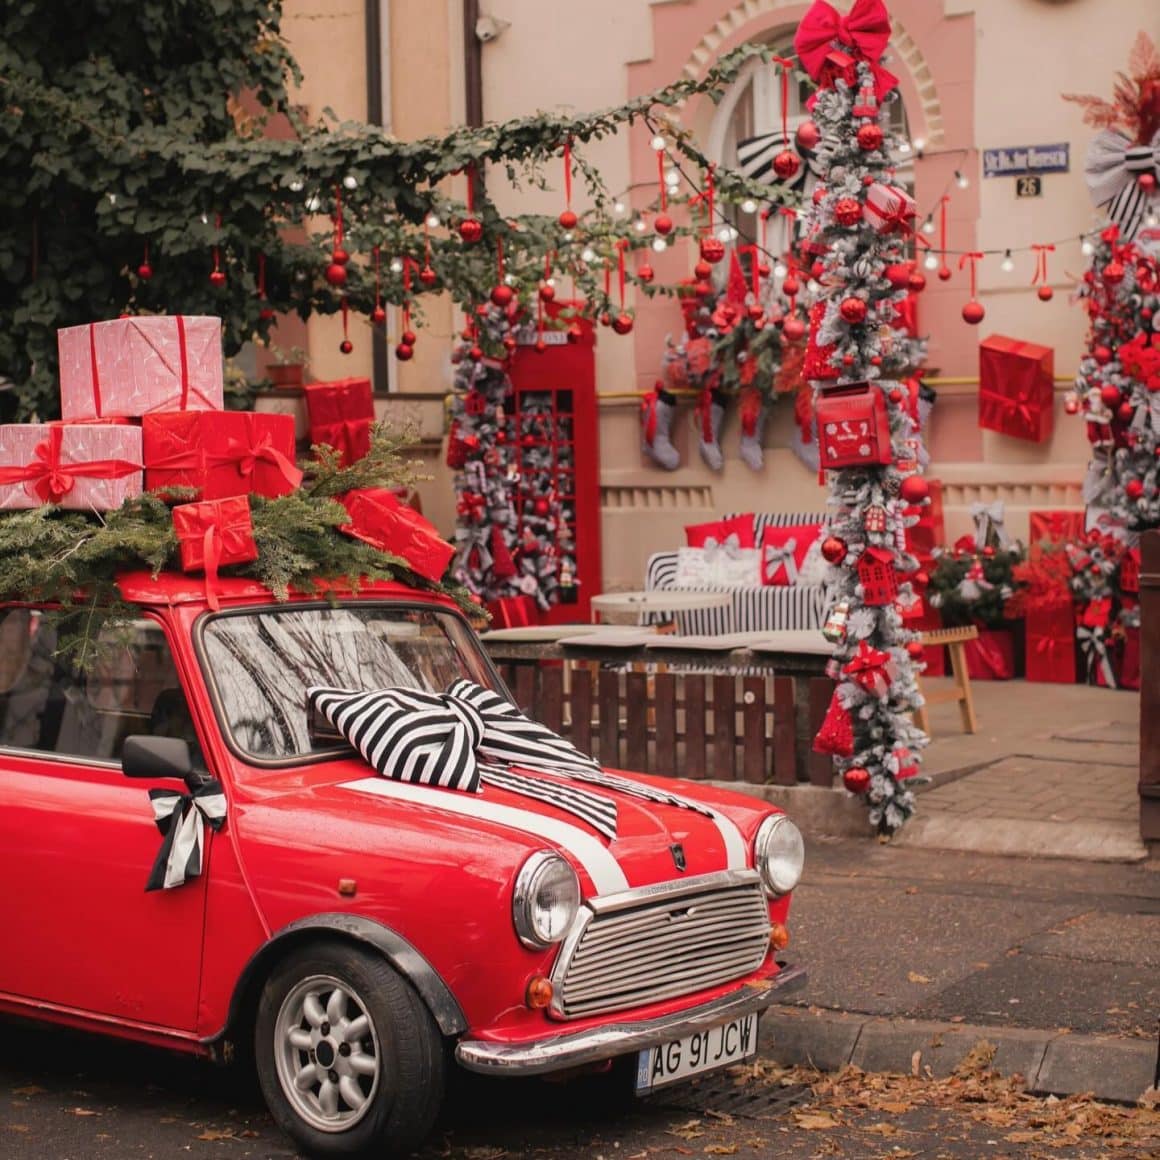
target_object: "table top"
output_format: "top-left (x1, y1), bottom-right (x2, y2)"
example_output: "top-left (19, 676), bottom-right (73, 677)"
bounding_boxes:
top-left (590, 590), bottom-right (733, 613)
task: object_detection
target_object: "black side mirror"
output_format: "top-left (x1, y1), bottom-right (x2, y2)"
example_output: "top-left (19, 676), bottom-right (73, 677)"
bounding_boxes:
top-left (122, 735), bottom-right (193, 783)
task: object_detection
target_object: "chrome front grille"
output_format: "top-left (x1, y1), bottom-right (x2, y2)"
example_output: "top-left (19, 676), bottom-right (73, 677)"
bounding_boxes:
top-left (550, 871), bottom-right (771, 1019)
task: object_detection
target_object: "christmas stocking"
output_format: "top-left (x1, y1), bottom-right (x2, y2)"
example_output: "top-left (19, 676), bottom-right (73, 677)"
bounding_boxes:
top-left (738, 387), bottom-right (770, 472)
top-left (640, 383), bottom-right (680, 470)
top-left (696, 387), bottom-right (728, 472)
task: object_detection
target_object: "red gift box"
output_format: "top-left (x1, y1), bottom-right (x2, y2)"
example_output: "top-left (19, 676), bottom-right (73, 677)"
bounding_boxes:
top-left (816, 382), bottom-right (893, 468)
top-left (1024, 602), bottom-right (1077, 684)
top-left (340, 488), bottom-right (454, 583)
top-left (978, 335), bottom-right (1054, 443)
top-left (865, 183), bottom-right (916, 235)
top-left (143, 411), bottom-right (301, 500)
top-left (172, 496), bottom-right (259, 610)
top-left (1028, 510), bottom-right (1084, 546)
top-left (0, 423), bottom-right (142, 511)
top-left (304, 378), bottom-right (375, 467)
top-left (58, 316), bottom-right (224, 421)
top-left (964, 627), bottom-right (1015, 680)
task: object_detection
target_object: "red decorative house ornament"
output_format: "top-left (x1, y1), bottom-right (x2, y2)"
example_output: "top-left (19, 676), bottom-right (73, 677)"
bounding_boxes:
top-left (815, 381), bottom-right (893, 467)
top-left (857, 545), bottom-right (898, 605)
top-left (864, 503), bottom-right (888, 534)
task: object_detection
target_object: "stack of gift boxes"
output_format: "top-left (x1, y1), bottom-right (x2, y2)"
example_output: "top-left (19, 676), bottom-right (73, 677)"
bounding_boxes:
top-left (0, 316), bottom-right (452, 597)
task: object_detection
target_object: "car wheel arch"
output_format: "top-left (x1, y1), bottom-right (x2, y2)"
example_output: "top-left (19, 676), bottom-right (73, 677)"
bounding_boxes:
top-left (207, 913), bottom-right (468, 1058)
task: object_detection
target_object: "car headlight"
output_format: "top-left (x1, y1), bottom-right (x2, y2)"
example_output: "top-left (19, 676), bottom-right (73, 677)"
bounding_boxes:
top-left (754, 814), bottom-right (804, 896)
top-left (512, 851), bottom-right (581, 948)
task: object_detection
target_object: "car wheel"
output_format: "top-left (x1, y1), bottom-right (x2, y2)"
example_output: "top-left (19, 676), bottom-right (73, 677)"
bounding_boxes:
top-left (255, 942), bottom-right (445, 1158)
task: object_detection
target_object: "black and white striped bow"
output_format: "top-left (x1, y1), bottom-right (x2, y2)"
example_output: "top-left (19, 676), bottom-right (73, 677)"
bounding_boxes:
top-left (1085, 128), bottom-right (1160, 241)
top-left (145, 776), bottom-right (227, 892)
top-left (309, 680), bottom-right (717, 840)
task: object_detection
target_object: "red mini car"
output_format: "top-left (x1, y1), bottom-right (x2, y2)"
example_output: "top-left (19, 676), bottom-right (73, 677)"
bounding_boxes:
top-left (0, 573), bottom-right (805, 1158)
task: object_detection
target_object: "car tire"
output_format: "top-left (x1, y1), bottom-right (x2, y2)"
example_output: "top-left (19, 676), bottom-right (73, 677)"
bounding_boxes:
top-left (254, 942), bottom-right (445, 1158)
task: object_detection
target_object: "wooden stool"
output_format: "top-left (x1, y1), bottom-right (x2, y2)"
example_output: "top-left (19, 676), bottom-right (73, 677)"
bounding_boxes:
top-left (914, 625), bottom-right (979, 736)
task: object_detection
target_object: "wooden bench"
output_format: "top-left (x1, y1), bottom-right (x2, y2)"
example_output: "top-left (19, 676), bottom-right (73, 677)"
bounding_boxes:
top-left (914, 625), bottom-right (979, 736)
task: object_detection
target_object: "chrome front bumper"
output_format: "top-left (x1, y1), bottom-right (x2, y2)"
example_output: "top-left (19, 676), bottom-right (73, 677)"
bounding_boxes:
top-left (454, 963), bottom-right (807, 1076)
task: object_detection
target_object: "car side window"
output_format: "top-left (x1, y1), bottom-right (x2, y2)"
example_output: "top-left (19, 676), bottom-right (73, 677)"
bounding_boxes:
top-left (0, 610), bottom-right (204, 767)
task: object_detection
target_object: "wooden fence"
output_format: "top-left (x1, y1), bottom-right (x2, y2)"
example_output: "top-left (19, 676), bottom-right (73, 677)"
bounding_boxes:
top-left (484, 640), bottom-right (834, 786)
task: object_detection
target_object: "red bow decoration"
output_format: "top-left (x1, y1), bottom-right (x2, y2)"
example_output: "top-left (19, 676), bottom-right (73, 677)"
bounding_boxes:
top-left (841, 639), bottom-right (897, 699)
top-left (0, 426), bottom-right (141, 505)
top-left (794, 0), bottom-right (898, 99)
top-left (220, 431), bottom-right (303, 491)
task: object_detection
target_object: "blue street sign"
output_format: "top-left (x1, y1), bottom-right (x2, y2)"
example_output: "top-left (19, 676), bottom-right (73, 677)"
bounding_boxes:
top-left (983, 144), bottom-right (1070, 178)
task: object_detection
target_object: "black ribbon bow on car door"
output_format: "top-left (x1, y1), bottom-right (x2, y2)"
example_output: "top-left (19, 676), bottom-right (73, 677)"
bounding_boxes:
top-left (145, 775), bottom-right (227, 892)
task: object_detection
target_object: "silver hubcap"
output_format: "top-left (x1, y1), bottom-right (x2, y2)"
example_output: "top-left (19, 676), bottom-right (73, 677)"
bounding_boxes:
top-left (273, 973), bottom-right (381, 1133)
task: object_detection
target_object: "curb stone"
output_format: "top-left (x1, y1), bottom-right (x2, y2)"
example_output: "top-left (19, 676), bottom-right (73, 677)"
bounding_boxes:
top-left (759, 1008), bottom-right (1159, 1104)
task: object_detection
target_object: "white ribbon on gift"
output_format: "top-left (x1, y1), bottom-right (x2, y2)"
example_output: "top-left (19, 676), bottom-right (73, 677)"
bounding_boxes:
top-left (145, 778), bottom-right (227, 891)
top-left (1076, 625), bottom-right (1117, 689)
top-left (763, 537), bottom-right (799, 584)
top-left (1085, 128), bottom-right (1160, 241)
top-left (970, 500), bottom-right (1009, 550)
top-left (703, 532), bottom-right (744, 562)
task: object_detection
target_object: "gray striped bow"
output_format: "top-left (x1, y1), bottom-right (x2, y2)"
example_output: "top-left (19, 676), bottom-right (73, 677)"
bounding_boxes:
top-left (145, 776), bottom-right (227, 891)
top-left (1085, 128), bottom-right (1160, 241)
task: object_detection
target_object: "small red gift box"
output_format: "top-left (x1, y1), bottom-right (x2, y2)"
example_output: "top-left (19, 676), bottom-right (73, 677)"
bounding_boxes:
top-left (816, 382), bottom-right (893, 468)
top-left (0, 423), bottom-right (142, 511)
top-left (340, 488), bottom-right (454, 583)
top-left (58, 316), bottom-right (224, 421)
top-left (978, 335), bottom-right (1054, 443)
top-left (1024, 601), bottom-right (1077, 684)
top-left (143, 411), bottom-right (301, 500)
top-left (1028, 509), bottom-right (1084, 546)
top-left (865, 183), bottom-right (916, 234)
top-left (172, 496), bottom-right (259, 610)
top-left (304, 378), bottom-right (375, 467)
top-left (964, 627), bottom-right (1015, 680)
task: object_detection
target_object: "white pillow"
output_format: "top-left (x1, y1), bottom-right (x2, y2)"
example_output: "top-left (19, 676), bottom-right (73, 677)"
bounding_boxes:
top-left (673, 546), bottom-right (762, 589)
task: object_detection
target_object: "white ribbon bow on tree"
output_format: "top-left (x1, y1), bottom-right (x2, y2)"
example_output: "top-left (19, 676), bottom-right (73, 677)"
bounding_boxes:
top-left (1085, 128), bottom-right (1160, 241)
top-left (764, 538), bottom-right (799, 583)
top-left (145, 775), bottom-right (227, 892)
top-left (969, 500), bottom-right (1010, 550)
top-left (703, 532), bottom-right (745, 562)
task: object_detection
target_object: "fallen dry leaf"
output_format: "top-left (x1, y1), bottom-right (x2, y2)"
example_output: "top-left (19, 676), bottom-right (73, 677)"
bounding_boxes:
top-left (793, 1111), bottom-right (839, 1130)
top-left (12, 1085), bottom-right (46, 1097)
top-left (1004, 1130), bottom-right (1041, 1143)
top-left (907, 971), bottom-right (931, 984)
top-left (862, 1121), bottom-right (902, 1137)
top-left (6, 1126), bottom-right (31, 1134)
top-left (880, 1100), bottom-right (913, 1113)
top-left (70, 1108), bottom-right (100, 1117)
top-left (669, 1119), bottom-right (704, 1141)
top-left (197, 1128), bottom-right (237, 1141)
top-left (702, 1147), bottom-right (737, 1156)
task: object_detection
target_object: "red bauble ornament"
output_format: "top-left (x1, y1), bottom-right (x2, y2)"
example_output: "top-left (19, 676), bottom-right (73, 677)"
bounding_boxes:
top-left (137, 263), bottom-right (153, 281)
top-left (209, 270), bottom-right (227, 288)
top-left (469, 345), bottom-right (484, 361)
top-left (937, 266), bottom-right (952, 282)
top-left (773, 149), bottom-right (800, 180)
top-left (982, 546), bottom-right (996, 558)
top-left (870, 355), bottom-right (883, 366)
top-left (539, 282), bottom-right (556, 302)
top-left (533, 497), bottom-right (551, 516)
top-left (840, 296), bottom-right (868, 324)
top-left (612, 313), bottom-right (635, 335)
top-left (885, 264), bottom-right (911, 289)
top-left (395, 343), bottom-right (414, 361)
top-left (915, 571), bottom-right (929, 587)
top-left (325, 262), bottom-right (348, 287)
top-left (490, 284), bottom-right (514, 307)
top-left (810, 259), bottom-right (826, 280)
top-left (419, 265), bottom-right (438, 287)
top-left (1139, 172), bottom-right (1157, 193)
top-left (821, 536), bottom-right (848, 564)
top-left (503, 335), bottom-right (517, 353)
top-left (332, 248), bottom-right (350, 266)
top-left (795, 120), bottom-right (820, 152)
top-left (782, 276), bottom-right (800, 297)
top-left (1100, 384), bottom-right (1122, 409)
top-left (899, 475), bottom-right (929, 504)
top-left (906, 641), bottom-right (925, 660)
top-left (599, 311), bottom-right (611, 328)
top-left (1104, 261), bottom-right (1125, 284)
top-left (758, 262), bottom-right (771, 278)
top-left (402, 329), bottom-right (417, 346)
top-left (259, 306), bottom-right (276, 321)
top-left (1064, 396), bottom-right (1080, 415)
top-left (339, 339), bottom-right (353, 354)
top-left (888, 388), bottom-right (903, 403)
top-left (654, 213), bottom-right (674, 236)
top-left (534, 339), bottom-right (547, 354)
top-left (370, 305), bottom-right (387, 324)
top-left (558, 210), bottom-right (578, 230)
top-left (843, 767), bottom-right (871, 794)
top-left (812, 185), bottom-right (827, 206)
top-left (700, 237), bottom-right (726, 264)
top-left (1126, 478), bottom-right (1145, 499)
top-left (856, 123), bottom-right (884, 151)
top-left (962, 300), bottom-right (986, 325)
top-left (747, 303), bottom-right (765, 321)
top-left (908, 271), bottom-right (927, 292)
top-left (694, 279), bottom-right (713, 298)
top-left (637, 263), bottom-right (654, 284)
top-left (694, 259), bottom-right (713, 280)
top-left (834, 197), bottom-right (863, 226)
top-left (782, 317), bottom-right (806, 341)
top-left (458, 217), bottom-right (483, 243)
top-left (1094, 345), bottom-right (1111, 365)
top-left (1117, 401), bottom-right (1135, 423)
top-left (1037, 285), bottom-right (1054, 302)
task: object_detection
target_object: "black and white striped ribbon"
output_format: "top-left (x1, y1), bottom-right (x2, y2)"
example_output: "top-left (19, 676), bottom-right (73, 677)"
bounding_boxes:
top-left (1085, 128), bottom-right (1160, 241)
top-left (480, 764), bottom-right (617, 840)
top-left (145, 778), bottom-right (227, 891)
top-left (736, 130), bottom-right (811, 191)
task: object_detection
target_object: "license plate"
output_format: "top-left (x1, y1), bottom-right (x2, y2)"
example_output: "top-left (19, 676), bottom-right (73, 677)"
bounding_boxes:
top-left (634, 1014), bottom-right (757, 1093)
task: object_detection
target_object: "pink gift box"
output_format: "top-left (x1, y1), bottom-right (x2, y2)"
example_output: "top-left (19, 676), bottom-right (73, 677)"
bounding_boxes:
top-left (865, 183), bottom-right (916, 234)
top-left (58, 316), bottom-right (225, 421)
top-left (0, 423), bottom-right (143, 511)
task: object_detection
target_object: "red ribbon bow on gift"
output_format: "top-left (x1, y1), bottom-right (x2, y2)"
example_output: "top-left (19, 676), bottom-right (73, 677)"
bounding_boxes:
top-left (222, 430), bottom-right (304, 491)
top-left (841, 640), bottom-right (896, 698)
top-left (794, 0), bottom-right (897, 97)
top-left (0, 426), bottom-right (141, 505)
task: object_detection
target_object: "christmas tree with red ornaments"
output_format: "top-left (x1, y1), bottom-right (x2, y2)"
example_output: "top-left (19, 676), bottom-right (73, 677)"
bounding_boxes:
top-left (794, 0), bottom-right (929, 835)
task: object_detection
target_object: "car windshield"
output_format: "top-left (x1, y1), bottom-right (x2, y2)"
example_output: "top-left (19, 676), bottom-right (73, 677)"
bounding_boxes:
top-left (200, 604), bottom-right (499, 761)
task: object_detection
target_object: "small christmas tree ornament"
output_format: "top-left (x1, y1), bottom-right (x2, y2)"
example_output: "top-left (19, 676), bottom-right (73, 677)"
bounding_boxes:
top-left (558, 140), bottom-right (578, 230)
top-left (653, 147), bottom-right (674, 235)
top-left (821, 535), bottom-right (848, 564)
top-left (339, 298), bottom-right (353, 354)
top-left (822, 599), bottom-right (850, 643)
top-left (1032, 243), bottom-right (1055, 301)
top-left (458, 165), bottom-right (483, 243)
top-left (842, 766), bottom-right (871, 794)
top-left (840, 296), bottom-right (868, 324)
top-left (856, 123), bottom-right (884, 151)
top-left (834, 197), bottom-right (863, 226)
top-left (490, 237), bottom-right (514, 307)
top-left (796, 119), bottom-right (821, 152)
top-left (814, 691), bottom-right (854, 757)
top-left (936, 195), bottom-right (952, 281)
top-left (137, 242), bottom-right (153, 282)
top-left (209, 213), bottom-right (226, 286)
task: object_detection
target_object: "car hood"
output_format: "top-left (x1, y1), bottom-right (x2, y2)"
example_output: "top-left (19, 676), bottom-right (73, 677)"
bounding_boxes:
top-left (233, 757), bottom-right (774, 897)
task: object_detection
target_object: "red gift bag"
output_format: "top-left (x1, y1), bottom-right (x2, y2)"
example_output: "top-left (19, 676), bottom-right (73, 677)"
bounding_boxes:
top-left (304, 378), bottom-right (375, 467)
top-left (339, 488), bottom-right (454, 583)
top-left (1024, 602), bottom-right (1077, 684)
top-left (964, 627), bottom-right (1015, 680)
top-left (172, 496), bottom-right (259, 610)
top-left (978, 336), bottom-right (1054, 443)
